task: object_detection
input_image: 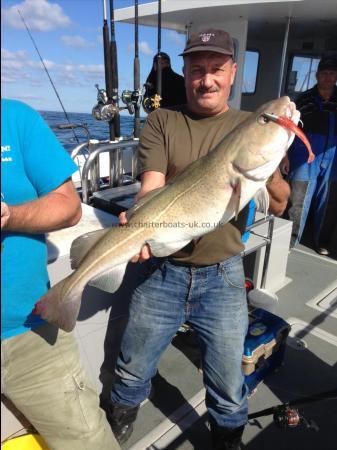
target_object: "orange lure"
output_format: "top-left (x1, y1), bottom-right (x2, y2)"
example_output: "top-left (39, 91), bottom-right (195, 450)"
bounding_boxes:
top-left (263, 113), bottom-right (315, 163)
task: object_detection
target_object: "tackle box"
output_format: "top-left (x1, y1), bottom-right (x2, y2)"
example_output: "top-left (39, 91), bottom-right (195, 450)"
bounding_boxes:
top-left (243, 308), bottom-right (291, 392)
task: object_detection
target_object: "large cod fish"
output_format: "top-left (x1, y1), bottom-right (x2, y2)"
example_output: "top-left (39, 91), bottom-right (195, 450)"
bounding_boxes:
top-left (33, 96), bottom-right (314, 332)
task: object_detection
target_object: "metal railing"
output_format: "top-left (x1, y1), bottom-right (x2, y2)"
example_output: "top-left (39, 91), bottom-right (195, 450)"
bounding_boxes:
top-left (241, 214), bottom-right (275, 289)
top-left (78, 138), bottom-right (139, 204)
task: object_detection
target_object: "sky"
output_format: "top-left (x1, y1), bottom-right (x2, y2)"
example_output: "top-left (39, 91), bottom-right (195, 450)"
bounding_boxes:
top-left (1, 0), bottom-right (187, 113)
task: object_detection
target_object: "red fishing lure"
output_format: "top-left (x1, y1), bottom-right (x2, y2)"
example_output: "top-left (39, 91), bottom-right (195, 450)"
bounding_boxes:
top-left (263, 113), bottom-right (315, 163)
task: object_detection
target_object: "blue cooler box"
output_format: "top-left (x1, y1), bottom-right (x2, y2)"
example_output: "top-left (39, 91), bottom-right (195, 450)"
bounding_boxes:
top-left (243, 308), bottom-right (291, 393)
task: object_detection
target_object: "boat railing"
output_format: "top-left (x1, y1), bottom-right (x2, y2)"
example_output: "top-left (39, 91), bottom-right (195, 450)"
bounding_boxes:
top-left (242, 214), bottom-right (275, 289)
top-left (78, 137), bottom-right (139, 205)
top-left (70, 142), bottom-right (90, 160)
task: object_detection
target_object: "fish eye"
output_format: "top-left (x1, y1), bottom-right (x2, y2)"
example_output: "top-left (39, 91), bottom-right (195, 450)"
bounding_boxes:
top-left (257, 114), bottom-right (270, 125)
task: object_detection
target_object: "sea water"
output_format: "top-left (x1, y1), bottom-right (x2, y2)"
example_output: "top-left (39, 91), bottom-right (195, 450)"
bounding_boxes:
top-left (40, 110), bottom-right (138, 153)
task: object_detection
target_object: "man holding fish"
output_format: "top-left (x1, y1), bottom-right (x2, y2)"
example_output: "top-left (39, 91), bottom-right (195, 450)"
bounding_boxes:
top-left (105, 29), bottom-right (296, 449)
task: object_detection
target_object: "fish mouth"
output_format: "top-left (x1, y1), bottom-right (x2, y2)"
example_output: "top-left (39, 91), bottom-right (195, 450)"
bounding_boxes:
top-left (260, 100), bottom-right (299, 126)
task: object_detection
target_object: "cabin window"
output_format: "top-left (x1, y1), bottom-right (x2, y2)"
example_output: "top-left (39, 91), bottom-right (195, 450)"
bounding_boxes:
top-left (286, 55), bottom-right (320, 95)
top-left (242, 51), bottom-right (259, 94)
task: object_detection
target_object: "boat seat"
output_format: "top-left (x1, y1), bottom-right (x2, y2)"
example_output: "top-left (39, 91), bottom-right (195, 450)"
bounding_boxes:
top-left (92, 182), bottom-right (141, 216)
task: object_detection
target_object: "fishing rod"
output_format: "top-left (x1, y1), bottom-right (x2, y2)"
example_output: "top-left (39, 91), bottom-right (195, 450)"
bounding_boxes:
top-left (18, 9), bottom-right (80, 145)
top-left (94, 0), bottom-right (138, 138)
top-left (133, 0), bottom-right (141, 138)
top-left (102, 0), bottom-right (113, 104)
top-left (93, 0), bottom-right (122, 141)
top-left (109, 0), bottom-right (120, 139)
top-left (248, 388), bottom-right (337, 431)
top-left (119, 1), bottom-right (142, 133)
top-left (156, 0), bottom-right (162, 102)
top-left (93, 0), bottom-right (118, 141)
top-left (142, 0), bottom-right (163, 113)
top-left (93, 0), bottom-right (142, 137)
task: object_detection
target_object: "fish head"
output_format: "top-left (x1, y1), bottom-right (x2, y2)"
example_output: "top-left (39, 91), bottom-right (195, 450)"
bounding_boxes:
top-left (232, 96), bottom-right (300, 182)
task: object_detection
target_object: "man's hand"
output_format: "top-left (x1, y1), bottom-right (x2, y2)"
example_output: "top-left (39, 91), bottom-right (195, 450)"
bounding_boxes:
top-left (118, 170), bottom-right (165, 263)
top-left (1, 202), bottom-right (10, 230)
top-left (119, 211), bottom-right (128, 226)
top-left (280, 155), bottom-right (290, 175)
top-left (118, 211), bottom-right (152, 262)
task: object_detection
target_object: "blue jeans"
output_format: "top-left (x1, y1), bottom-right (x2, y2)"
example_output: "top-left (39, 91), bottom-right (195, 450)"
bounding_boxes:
top-left (110, 254), bottom-right (249, 428)
top-left (288, 132), bottom-right (337, 247)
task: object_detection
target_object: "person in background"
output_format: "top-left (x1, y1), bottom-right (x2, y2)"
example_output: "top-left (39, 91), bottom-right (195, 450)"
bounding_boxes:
top-left (1, 99), bottom-right (120, 450)
top-left (281, 56), bottom-right (337, 255)
top-left (143, 51), bottom-right (187, 110)
top-left (106, 29), bottom-right (290, 450)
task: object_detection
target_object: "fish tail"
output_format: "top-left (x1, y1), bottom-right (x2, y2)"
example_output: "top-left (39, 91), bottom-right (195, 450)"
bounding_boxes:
top-left (32, 276), bottom-right (81, 332)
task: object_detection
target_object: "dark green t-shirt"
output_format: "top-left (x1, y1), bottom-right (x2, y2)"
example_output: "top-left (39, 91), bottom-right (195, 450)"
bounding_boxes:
top-left (137, 105), bottom-right (252, 265)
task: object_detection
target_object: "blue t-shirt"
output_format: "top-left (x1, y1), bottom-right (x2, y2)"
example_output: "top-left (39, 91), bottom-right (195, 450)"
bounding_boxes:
top-left (1, 99), bottom-right (78, 340)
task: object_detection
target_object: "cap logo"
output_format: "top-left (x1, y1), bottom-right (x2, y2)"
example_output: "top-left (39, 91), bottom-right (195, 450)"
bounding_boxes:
top-left (199, 32), bottom-right (214, 43)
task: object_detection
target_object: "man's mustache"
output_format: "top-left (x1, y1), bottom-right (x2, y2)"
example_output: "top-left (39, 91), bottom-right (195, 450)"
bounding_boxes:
top-left (196, 87), bottom-right (219, 94)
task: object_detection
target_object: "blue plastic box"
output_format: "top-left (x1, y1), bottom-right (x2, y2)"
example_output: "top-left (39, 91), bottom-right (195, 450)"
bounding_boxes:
top-left (243, 308), bottom-right (291, 392)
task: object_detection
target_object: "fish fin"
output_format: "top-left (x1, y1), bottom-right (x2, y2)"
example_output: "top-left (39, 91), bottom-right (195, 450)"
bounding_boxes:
top-left (147, 238), bottom-right (192, 257)
top-left (33, 276), bottom-right (81, 332)
top-left (70, 229), bottom-right (111, 269)
top-left (88, 263), bottom-right (128, 293)
top-left (126, 186), bottom-right (167, 221)
top-left (233, 178), bottom-right (242, 220)
top-left (254, 186), bottom-right (270, 217)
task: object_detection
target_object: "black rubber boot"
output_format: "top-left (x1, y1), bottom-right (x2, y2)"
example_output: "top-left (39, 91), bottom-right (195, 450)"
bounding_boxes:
top-left (106, 403), bottom-right (139, 445)
top-left (209, 417), bottom-right (245, 450)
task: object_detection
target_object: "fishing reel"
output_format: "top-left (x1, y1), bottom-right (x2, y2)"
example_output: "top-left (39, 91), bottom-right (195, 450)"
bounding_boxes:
top-left (92, 84), bottom-right (118, 121)
top-left (120, 89), bottom-right (142, 115)
top-left (273, 405), bottom-right (319, 431)
top-left (142, 94), bottom-right (162, 114)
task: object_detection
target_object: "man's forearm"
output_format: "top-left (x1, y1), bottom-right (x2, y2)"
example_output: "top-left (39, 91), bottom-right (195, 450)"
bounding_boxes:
top-left (267, 169), bottom-right (290, 216)
top-left (3, 182), bottom-right (81, 234)
top-left (137, 171), bottom-right (166, 201)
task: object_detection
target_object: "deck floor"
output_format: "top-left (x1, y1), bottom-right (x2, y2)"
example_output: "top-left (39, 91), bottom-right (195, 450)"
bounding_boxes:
top-left (123, 245), bottom-right (337, 450)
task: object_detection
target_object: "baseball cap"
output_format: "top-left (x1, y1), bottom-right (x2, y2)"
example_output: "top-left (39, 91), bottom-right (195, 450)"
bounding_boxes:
top-left (317, 56), bottom-right (337, 72)
top-left (180, 28), bottom-right (234, 57)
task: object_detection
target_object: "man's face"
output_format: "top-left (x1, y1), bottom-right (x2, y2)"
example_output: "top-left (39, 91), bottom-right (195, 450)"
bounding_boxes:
top-left (316, 69), bottom-right (337, 91)
top-left (154, 59), bottom-right (170, 71)
top-left (183, 52), bottom-right (237, 116)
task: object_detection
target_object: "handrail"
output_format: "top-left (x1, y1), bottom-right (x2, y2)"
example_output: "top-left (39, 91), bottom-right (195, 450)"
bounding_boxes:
top-left (70, 142), bottom-right (90, 160)
top-left (241, 214), bottom-right (275, 289)
top-left (81, 138), bottom-right (139, 204)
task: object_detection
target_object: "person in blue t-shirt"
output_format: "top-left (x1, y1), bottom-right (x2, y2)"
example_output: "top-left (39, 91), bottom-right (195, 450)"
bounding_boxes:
top-left (1, 99), bottom-right (120, 450)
